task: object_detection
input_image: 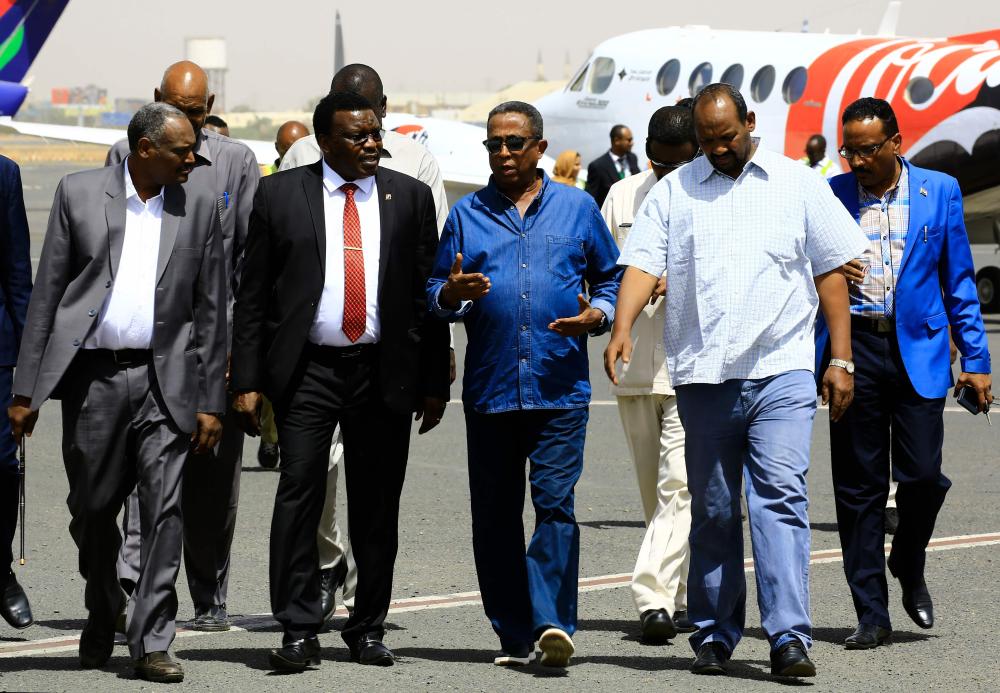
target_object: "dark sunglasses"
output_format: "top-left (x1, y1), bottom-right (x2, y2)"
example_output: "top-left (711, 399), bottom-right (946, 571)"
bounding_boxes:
top-left (482, 135), bottom-right (540, 154)
top-left (338, 129), bottom-right (385, 146)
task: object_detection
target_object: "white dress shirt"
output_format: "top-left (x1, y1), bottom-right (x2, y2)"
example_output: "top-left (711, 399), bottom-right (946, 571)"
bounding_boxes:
top-left (620, 141), bottom-right (868, 386)
top-left (611, 151), bottom-right (632, 178)
top-left (309, 160), bottom-right (381, 346)
top-left (601, 169), bottom-right (672, 396)
top-left (84, 159), bottom-right (162, 350)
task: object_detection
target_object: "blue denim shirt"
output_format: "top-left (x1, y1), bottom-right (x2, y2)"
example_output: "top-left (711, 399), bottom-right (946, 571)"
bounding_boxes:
top-left (427, 172), bottom-right (622, 414)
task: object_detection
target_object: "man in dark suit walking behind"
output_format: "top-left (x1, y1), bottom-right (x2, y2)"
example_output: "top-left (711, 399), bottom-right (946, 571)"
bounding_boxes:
top-left (7, 103), bottom-right (227, 683)
top-left (231, 91), bottom-right (450, 671)
top-left (585, 124), bottom-right (640, 207)
top-left (0, 154), bottom-right (33, 631)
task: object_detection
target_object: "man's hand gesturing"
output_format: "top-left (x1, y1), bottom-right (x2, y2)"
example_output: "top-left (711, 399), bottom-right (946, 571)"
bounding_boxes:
top-left (439, 253), bottom-right (490, 309)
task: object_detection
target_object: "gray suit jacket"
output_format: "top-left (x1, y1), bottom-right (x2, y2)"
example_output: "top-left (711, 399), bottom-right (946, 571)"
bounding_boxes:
top-left (13, 164), bottom-right (227, 433)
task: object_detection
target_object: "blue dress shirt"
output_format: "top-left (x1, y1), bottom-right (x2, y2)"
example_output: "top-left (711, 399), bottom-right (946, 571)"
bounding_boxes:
top-left (427, 172), bottom-right (622, 414)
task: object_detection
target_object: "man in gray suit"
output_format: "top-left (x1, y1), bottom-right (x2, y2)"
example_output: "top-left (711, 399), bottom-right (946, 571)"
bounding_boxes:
top-left (7, 103), bottom-right (226, 683)
top-left (107, 60), bottom-right (260, 633)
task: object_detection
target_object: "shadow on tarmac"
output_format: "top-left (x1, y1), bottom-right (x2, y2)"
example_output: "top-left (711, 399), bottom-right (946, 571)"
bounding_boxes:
top-left (578, 520), bottom-right (646, 529)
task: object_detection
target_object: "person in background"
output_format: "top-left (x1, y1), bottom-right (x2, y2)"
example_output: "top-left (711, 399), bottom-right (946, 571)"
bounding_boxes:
top-left (551, 150), bottom-right (581, 187)
top-left (802, 134), bottom-right (840, 179)
top-left (204, 114), bottom-right (230, 137)
top-left (585, 124), bottom-right (639, 207)
top-left (266, 120), bottom-right (310, 176)
top-left (601, 104), bottom-right (698, 644)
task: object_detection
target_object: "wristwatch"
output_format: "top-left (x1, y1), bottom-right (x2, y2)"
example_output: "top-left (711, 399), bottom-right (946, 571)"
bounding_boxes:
top-left (828, 358), bottom-right (855, 375)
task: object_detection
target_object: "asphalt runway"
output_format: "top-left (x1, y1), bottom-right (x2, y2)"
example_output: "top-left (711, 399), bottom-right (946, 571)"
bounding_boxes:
top-left (1, 159), bottom-right (999, 691)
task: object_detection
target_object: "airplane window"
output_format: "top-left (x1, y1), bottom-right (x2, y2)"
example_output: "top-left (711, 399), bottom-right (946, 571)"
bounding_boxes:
top-left (656, 59), bottom-right (681, 96)
top-left (568, 62), bottom-right (588, 92)
top-left (688, 62), bottom-right (713, 96)
top-left (782, 67), bottom-right (808, 104)
top-left (906, 76), bottom-right (934, 105)
top-left (720, 64), bottom-right (745, 90)
top-left (751, 65), bottom-right (776, 102)
top-left (590, 57), bottom-right (616, 94)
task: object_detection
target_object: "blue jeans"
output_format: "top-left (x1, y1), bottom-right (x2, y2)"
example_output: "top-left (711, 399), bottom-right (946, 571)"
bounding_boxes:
top-left (675, 370), bottom-right (816, 655)
top-left (464, 407), bottom-right (587, 651)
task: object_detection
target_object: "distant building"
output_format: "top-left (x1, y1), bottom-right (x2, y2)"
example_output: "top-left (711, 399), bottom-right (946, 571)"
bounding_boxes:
top-left (186, 37), bottom-right (227, 112)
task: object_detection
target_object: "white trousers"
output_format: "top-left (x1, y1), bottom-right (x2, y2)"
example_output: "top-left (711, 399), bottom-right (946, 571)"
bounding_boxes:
top-left (317, 425), bottom-right (357, 610)
top-left (617, 394), bottom-right (691, 615)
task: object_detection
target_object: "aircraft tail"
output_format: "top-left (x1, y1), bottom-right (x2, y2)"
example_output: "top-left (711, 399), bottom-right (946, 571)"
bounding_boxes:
top-left (0, 0), bottom-right (70, 115)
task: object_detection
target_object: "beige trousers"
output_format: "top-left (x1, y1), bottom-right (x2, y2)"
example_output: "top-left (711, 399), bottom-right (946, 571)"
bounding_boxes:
top-left (617, 394), bottom-right (690, 615)
top-left (317, 426), bottom-right (357, 610)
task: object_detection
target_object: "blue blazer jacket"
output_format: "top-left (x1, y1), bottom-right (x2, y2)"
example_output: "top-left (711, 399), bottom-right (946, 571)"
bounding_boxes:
top-left (0, 155), bottom-right (32, 368)
top-left (815, 159), bottom-right (990, 399)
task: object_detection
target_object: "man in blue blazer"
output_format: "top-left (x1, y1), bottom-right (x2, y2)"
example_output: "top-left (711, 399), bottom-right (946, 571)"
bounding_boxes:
top-left (0, 154), bottom-right (33, 630)
top-left (817, 98), bottom-right (991, 649)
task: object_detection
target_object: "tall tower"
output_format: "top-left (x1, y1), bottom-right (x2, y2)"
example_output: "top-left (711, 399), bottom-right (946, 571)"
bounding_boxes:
top-left (334, 10), bottom-right (345, 75)
top-left (536, 49), bottom-right (545, 81)
top-left (185, 38), bottom-right (227, 112)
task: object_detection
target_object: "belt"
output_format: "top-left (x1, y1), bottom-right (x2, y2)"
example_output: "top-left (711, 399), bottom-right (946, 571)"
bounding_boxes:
top-left (307, 342), bottom-right (377, 359)
top-left (851, 315), bottom-right (895, 334)
top-left (83, 348), bottom-right (154, 367)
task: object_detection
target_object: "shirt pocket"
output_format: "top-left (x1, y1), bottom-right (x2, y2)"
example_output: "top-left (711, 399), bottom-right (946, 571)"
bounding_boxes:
top-left (546, 235), bottom-right (585, 281)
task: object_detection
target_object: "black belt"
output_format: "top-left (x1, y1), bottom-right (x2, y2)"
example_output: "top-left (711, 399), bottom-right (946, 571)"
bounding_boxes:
top-left (307, 342), bottom-right (377, 359)
top-left (83, 348), bottom-right (154, 367)
top-left (851, 315), bottom-right (895, 334)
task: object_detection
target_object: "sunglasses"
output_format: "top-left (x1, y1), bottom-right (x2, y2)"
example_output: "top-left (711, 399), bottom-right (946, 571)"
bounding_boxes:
top-left (337, 129), bottom-right (385, 146)
top-left (482, 135), bottom-right (540, 154)
top-left (646, 143), bottom-right (699, 173)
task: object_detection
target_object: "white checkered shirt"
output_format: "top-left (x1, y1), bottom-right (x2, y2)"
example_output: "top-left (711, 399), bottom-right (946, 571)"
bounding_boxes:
top-left (619, 142), bottom-right (869, 386)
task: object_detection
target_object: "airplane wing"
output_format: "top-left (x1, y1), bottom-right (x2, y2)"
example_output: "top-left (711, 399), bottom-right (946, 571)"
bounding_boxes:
top-left (0, 116), bottom-right (123, 145)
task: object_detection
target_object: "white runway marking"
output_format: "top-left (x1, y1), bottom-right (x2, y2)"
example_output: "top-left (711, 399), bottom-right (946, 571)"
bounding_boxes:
top-left (3, 531), bottom-right (998, 658)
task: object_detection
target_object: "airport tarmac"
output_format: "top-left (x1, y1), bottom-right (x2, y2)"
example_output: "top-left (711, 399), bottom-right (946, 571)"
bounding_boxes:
top-left (1, 158), bottom-right (999, 691)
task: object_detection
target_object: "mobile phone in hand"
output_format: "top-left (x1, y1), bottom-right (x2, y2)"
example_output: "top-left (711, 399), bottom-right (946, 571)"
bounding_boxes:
top-left (956, 386), bottom-right (986, 415)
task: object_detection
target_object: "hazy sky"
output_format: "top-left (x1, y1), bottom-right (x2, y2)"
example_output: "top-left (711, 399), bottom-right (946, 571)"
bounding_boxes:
top-left (25, 0), bottom-right (1000, 111)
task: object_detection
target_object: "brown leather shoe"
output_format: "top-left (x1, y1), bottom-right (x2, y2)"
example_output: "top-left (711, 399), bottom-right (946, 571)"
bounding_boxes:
top-left (134, 651), bottom-right (184, 683)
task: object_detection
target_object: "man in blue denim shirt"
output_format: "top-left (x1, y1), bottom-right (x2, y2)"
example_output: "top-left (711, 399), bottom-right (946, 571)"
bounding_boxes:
top-left (427, 101), bottom-right (621, 668)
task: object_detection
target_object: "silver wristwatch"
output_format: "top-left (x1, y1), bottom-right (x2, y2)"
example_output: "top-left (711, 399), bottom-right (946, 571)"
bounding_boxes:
top-left (828, 358), bottom-right (855, 375)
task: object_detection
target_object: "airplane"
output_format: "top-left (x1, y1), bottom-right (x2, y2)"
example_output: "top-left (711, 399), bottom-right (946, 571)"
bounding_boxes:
top-left (534, 5), bottom-right (1000, 310)
top-left (0, 0), bottom-right (550, 205)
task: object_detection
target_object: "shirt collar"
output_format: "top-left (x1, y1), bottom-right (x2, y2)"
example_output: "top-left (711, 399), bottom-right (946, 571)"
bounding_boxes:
top-left (858, 157), bottom-right (906, 205)
top-left (321, 159), bottom-right (375, 196)
top-left (122, 158), bottom-right (164, 205)
top-left (697, 137), bottom-right (769, 183)
top-left (484, 169), bottom-right (550, 209)
top-left (193, 128), bottom-right (213, 165)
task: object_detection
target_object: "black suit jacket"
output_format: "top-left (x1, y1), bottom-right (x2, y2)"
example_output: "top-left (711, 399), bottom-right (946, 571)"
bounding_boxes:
top-left (231, 162), bottom-right (450, 412)
top-left (0, 155), bottom-right (32, 368)
top-left (585, 150), bottom-right (640, 208)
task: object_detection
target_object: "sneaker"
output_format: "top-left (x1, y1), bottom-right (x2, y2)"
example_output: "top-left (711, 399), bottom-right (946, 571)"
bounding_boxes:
top-left (538, 627), bottom-right (574, 668)
top-left (493, 645), bottom-right (536, 667)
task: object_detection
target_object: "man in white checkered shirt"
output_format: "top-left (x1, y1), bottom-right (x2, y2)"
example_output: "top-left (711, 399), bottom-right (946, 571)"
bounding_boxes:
top-left (606, 84), bottom-right (868, 679)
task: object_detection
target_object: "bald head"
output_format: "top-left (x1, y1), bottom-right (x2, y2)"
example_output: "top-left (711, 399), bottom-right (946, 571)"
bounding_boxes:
top-left (275, 120), bottom-right (310, 160)
top-left (155, 60), bottom-right (215, 134)
top-left (329, 63), bottom-right (386, 118)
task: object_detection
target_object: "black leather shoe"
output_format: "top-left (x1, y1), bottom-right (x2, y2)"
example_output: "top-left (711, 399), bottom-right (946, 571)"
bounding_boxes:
top-left (320, 562), bottom-right (348, 622)
top-left (900, 580), bottom-right (934, 629)
top-left (79, 616), bottom-right (116, 669)
top-left (1, 571), bottom-right (33, 629)
top-left (673, 609), bottom-right (697, 633)
top-left (690, 642), bottom-right (729, 675)
top-left (134, 651), bottom-right (184, 683)
top-left (350, 634), bottom-right (394, 666)
top-left (639, 608), bottom-right (676, 644)
top-left (258, 441), bottom-right (279, 469)
top-left (883, 507), bottom-right (899, 535)
top-left (844, 623), bottom-right (892, 649)
top-left (770, 640), bottom-right (816, 678)
top-left (269, 635), bottom-right (321, 672)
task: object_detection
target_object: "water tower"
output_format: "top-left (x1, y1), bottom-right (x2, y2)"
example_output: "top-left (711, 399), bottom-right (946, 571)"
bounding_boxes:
top-left (185, 37), bottom-right (227, 111)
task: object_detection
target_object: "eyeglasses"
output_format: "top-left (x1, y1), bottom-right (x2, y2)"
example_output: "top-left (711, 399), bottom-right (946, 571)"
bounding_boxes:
top-left (482, 136), bottom-right (540, 154)
top-left (838, 136), bottom-right (892, 160)
top-left (646, 144), bottom-right (699, 173)
top-left (338, 129), bottom-right (385, 146)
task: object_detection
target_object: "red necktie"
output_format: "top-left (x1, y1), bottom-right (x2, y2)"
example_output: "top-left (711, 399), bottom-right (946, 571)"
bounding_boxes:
top-left (340, 183), bottom-right (366, 343)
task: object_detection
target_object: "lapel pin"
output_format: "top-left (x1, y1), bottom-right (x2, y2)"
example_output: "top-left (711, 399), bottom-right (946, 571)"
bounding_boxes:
top-left (385, 193), bottom-right (392, 200)
top-left (919, 187), bottom-right (928, 197)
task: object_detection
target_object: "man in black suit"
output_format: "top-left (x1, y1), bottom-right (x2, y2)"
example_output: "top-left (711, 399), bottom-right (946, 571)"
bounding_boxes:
top-left (231, 91), bottom-right (450, 671)
top-left (585, 124), bottom-right (640, 207)
top-left (0, 154), bottom-right (33, 631)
